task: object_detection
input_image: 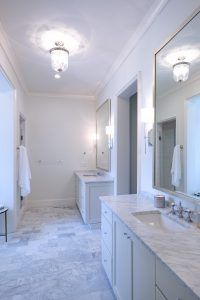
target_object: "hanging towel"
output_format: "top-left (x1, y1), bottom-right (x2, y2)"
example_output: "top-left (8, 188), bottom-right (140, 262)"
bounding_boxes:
top-left (18, 145), bottom-right (31, 197)
top-left (171, 145), bottom-right (181, 187)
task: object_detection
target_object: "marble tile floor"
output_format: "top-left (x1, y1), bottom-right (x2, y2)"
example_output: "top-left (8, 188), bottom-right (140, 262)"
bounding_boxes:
top-left (0, 206), bottom-right (116, 300)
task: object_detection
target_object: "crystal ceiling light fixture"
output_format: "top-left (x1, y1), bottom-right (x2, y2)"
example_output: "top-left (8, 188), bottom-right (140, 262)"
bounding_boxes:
top-left (172, 57), bottom-right (190, 82)
top-left (49, 41), bottom-right (69, 73)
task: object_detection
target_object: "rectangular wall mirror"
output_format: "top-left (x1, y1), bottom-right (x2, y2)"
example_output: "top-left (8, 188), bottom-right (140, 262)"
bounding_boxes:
top-left (96, 99), bottom-right (111, 171)
top-left (154, 8), bottom-right (200, 201)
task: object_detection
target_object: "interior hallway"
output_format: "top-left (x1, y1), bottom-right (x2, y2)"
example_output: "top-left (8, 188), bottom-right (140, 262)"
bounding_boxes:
top-left (0, 207), bottom-right (115, 300)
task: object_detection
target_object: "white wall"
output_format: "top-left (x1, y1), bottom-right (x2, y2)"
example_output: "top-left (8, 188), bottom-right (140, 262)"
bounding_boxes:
top-left (0, 24), bottom-right (26, 231)
top-left (96, 0), bottom-right (200, 196)
top-left (0, 79), bottom-right (14, 232)
top-left (26, 94), bottom-right (96, 206)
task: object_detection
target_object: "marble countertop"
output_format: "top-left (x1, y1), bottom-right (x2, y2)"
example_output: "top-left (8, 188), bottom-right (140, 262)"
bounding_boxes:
top-left (100, 194), bottom-right (200, 299)
top-left (75, 170), bottom-right (114, 183)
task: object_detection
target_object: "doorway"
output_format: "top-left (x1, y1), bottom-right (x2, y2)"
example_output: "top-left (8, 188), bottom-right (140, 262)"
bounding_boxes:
top-left (0, 69), bottom-right (15, 231)
top-left (157, 118), bottom-right (176, 191)
top-left (130, 93), bottom-right (137, 194)
top-left (19, 114), bottom-right (26, 206)
top-left (116, 80), bottom-right (138, 195)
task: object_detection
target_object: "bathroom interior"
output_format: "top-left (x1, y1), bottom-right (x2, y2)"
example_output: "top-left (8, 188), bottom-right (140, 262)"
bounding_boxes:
top-left (0, 0), bottom-right (200, 299)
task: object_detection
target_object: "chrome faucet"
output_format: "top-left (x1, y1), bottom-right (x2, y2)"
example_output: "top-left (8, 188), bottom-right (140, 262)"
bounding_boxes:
top-left (184, 209), bottom-right (193, 223)
top-left (171, 202), bottom-right (176, 215)
top-left (170, 201), bottom-right (194, 223)
top-left (177, 201), bottom-right (184, 218)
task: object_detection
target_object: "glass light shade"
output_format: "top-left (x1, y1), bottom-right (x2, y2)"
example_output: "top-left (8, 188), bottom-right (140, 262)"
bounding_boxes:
top-left (50, 47), bottom-right (69, 72)
top-left (173, 62), bottom-right (190, 82)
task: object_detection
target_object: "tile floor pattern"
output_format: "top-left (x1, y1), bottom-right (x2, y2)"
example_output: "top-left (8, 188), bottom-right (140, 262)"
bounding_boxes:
top-left (0, 207), bottom-right (115, 300)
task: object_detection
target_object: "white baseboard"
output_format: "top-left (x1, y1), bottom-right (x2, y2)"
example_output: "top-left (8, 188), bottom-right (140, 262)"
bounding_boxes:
top-left (26, 197), bottom-right (76, 209)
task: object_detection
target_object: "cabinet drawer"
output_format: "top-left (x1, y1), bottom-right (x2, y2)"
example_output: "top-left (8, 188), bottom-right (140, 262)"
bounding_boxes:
top-left (101, 215), bottom-right (112, 253)
top-left (102, 202), bottom-right (112, 224)
top-left (156, 258), bottom-right (198, 300)
top-left (102, 240), bottom-right (112, 284)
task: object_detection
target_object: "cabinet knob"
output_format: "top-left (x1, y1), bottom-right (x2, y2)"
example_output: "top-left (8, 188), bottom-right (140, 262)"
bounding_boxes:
top-left (103, 259), bottom-right (107, 263)
top-left (104, 211), bottom-right (107, 214)
top-left (104, 232), bottom-right (107, 235)
top-left (127, 236), bottom-right (131, 239)
top-left (124, 232), bottom-right (127, 235)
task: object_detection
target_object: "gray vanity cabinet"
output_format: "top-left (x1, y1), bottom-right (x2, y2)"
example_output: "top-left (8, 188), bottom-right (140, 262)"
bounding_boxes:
top-left (132, 234), bottom-right (155, 300)
top-left (113, 214), bottom-right (133, 300)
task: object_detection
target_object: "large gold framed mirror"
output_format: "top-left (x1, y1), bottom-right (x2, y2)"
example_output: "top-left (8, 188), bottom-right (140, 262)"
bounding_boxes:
top-left (96, 99), bottom-right (111, 171)
top-left (154, 8), bottom-right (200, 201)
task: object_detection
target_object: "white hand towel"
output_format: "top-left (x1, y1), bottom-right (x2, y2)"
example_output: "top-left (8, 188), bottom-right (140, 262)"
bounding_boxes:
top-left (18, 146), bottom-right (31, 197)
top-left (171, 145), bottom-right (181, 187)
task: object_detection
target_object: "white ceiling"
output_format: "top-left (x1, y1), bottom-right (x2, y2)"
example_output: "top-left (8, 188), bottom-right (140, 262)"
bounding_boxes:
top-left (0, 0), bottom-right (160, 95)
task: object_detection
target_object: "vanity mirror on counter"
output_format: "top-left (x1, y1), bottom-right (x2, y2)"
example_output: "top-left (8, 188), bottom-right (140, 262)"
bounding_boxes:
top-left (96, 99), bottom-right (111, 171)
top-left (154, 8), bottom-right (200, 201)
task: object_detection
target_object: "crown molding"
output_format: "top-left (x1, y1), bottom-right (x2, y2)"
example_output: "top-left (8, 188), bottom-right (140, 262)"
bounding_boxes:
top-left (0, 22), bottom-right (28, 93)
top-left (27, 91), bottom-right (96, 100)
top-left (94, 0), bottom-right (169, 97)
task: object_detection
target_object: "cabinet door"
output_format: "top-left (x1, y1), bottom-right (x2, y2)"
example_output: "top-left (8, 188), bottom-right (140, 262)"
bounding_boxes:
top-left (75, 176), bottom-right (80, 207)
top-left (87, 183), bottom-right (113, 223)
top-left (78, 181), bottom-right (86, 222)
top-left (113, 215), bottom-right (133, 300)
top-left (156, 287), bottom-right (167, 300)
top-left (156, 258), bottom-right (197, 300)
top-left (132, 235), bottom-right (155, 300)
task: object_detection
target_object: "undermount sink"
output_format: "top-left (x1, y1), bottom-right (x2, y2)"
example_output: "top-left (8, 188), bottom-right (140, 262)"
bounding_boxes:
top-left (83, 174), bottom-right (98, 177)
top-left (132, 210), bottom-right (187, 232)
top-left (83, 171), bottom-right (103, 177)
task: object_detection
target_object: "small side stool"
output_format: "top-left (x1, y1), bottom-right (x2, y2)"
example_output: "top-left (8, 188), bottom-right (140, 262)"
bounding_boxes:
top-left (0, 208), bottom-right (8, 242)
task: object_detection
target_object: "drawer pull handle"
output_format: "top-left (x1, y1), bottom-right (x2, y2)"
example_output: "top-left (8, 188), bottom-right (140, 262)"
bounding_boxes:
top-left (124, 232), bottom-right (127, 235)
top-left (127, 236), bottom-right (131, 239)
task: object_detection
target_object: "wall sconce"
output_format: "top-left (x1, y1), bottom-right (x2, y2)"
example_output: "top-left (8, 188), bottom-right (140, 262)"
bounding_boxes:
top-left (105, 125), bottom-right (113, 149)
top-left (141, 107), bottom-right (154, 153)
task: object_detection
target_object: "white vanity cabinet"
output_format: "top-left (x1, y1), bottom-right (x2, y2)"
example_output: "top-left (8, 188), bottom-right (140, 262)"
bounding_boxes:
top-left (156, 258), bottom-right (198, 300)
top-left (113, 214), bottom-right (133, 300)
top-left (75, 172), bottom-right (113, 227)
top-left (100, 199), bottom-right (200, 300)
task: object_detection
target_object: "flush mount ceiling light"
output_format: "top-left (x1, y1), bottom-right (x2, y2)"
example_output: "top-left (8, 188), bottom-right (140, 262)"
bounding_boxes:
top-left (173, 57), bottom-right (190, 82)
top-left (38, 28), bottom-right (88, 56)
top-left (49, 41), bottom-right (69, 73)
top-left (162, 47), bottom-right (200, 66)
